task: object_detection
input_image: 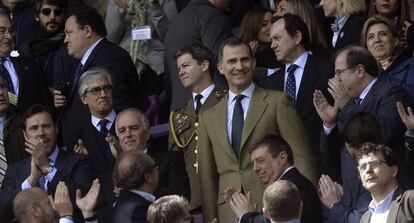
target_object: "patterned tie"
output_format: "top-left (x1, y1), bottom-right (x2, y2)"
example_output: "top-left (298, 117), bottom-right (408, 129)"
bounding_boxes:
top-left (0, 59), bottom-right (15, 94)
top-left (194, 94), bottom-right (203, 114)
top-left (38, 175), bottom-right (46, 190)
top-left (232, 95), bottom-right (245, 157)
top-left (285, 64), bottom-right (299, 102)
top-left (70, 62), bottom-right (83, 95)
top-left (99, 119), bottom-right (109, 136)
top-left (0, 136), bottom-right (7, 188)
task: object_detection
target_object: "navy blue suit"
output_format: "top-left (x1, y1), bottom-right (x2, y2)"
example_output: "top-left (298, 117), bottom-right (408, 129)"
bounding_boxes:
top-left (321, 80), bottom-right (413, 223)
top-left (54, 38), bottom-right (140, 150)
top-left (0, 148), bottom-right (94, 223)
top-left (256, 55), bottom-right (332, 164)
top-left (240, 167), bottom-right (322, 223)
top-left (110, 190), bottom-right (152, 223)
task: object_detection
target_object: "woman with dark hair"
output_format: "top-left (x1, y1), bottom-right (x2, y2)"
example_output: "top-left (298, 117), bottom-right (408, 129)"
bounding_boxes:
top-left (368, 0), bottom-right (411, 38)
top-left (239, 7), bottom-right (278, 69)
top-left (361, 15), bottom-right (414, 103)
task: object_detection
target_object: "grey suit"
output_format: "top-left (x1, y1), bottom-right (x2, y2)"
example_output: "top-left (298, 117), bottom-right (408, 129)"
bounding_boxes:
top-left (360, 187), bottom-right (414, 223)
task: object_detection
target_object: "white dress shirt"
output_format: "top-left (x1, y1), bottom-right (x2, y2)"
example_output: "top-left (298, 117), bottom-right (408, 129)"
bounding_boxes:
top-left (3, 57), bottom-right (19, 95)
top-left (192, 84), bottom-right (215, 110)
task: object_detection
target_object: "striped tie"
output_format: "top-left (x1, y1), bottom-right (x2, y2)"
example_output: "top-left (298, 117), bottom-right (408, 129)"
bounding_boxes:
top-left (0, 136), bottom-right (7, 188)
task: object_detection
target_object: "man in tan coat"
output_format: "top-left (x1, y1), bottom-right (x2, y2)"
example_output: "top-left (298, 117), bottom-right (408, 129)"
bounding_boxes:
top-left (198, 38), bottom-right (318, 223)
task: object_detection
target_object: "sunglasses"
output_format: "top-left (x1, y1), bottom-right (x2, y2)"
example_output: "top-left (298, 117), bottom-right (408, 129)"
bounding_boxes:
top-left (41, 8), bottom-right (64, 16)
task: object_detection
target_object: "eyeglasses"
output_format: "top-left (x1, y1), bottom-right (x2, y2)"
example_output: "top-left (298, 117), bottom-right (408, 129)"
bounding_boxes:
top-left (357, 159), bottom-right (387, 172)
top-left (334, 66), bottom-right (355, 76)
top-left (41, 8), bottom-right (64, 16)
top-left (0, 28), bottom-right (14, 37)
top-left (84, 85), bottom-right (112, 96)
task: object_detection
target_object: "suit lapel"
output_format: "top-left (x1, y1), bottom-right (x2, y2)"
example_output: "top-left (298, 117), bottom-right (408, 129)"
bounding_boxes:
top-left (83, 38), bottom-right (106, 70)
top-left (271, 66), bottom-right (285, 91)
top-left (358, 81), bottom-right (380, 110)
top-left (212, 95), bottom-right (238, 161)
top-left (386, 187), bottom-right (404, 223)
top-left (240, 87), bottom-right (267, 150)
top-left (296, 56), bottom-right (319, 109)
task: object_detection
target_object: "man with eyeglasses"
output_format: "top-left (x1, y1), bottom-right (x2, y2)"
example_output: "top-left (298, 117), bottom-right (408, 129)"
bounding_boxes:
top-left (357, 143), bottom-right (414, 223)
top-left (0, 11), bottom-right (52, 113)
top-left (314, 45), bottom-right (413, 223)
top-left (71, 67), bottom-right (117, 208)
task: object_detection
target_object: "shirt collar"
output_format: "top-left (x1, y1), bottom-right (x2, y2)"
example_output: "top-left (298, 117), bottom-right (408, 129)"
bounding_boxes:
top-left (277, 165), bottom-right (294, 181)
top-left (228, 83), bottom-right (255, 102)
top-left (130, 189), bottom-right (156, 202)
top-left (285, 51), bottom-right (308, 73)
top-left (368, 186), bottom-right (398, 214)
top-left (91, 110), bottom-right (116, 129)
top-left (80, 37), bottom-right (104, 65)
top-left (48, 146), bottom-right (59, 165)
top-left (359, 78), bottom-right (378, 100)
top-left (192, 84), bottom-right (215, 102)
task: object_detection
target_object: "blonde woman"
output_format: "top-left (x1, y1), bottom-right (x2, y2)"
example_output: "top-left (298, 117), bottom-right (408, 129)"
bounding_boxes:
top-left (319, 0), bottom-right (367, 51)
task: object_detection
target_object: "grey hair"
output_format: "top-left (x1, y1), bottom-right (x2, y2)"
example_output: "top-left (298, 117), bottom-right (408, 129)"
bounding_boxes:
top-left (77, 67), bottom-right (113, 97)
top-left (115, 108), bottom-right (150, 135)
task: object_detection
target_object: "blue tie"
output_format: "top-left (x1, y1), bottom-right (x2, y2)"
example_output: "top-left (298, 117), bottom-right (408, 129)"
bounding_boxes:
top-left (194, 94), bottom-right (203, 114)
top-left (38, 175), bottom-right (46, 190)
top-left (70, 62), bottom-right (83, 95)
top-left (99, 119), bottom-right (109, 136)
top-left (285, 64), bottom-right (298, 102)
top-left (0, 59), bottom-right (15, 94)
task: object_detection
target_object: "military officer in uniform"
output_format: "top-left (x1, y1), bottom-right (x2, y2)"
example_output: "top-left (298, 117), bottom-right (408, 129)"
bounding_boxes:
top-left (169, 44), bottom-right (225, 212)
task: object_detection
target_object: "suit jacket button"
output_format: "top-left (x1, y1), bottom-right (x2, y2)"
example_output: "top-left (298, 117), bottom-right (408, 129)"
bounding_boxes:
top-left (194, 122), bottom-right (199, 127)
top-left (195, 136), bottom-right (198, 141)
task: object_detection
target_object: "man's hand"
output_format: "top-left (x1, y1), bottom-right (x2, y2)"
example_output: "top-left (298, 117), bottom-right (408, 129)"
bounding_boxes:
top-left (313, 90), bottom-right (338, 128)
top-left (53, 89), bottom-right (66, 108)
top-left (318, 174), bottom-right (343, 209)
top-left (224, 186), bottom-right (237, 201)
top-left (24, 134), bottom-right (49, 173)
top-left (74, 139), bottom-right (88, 155)
top-left (328, 77), bottom-right (351, 109)
top-left (76, 178), bottom-right (100, 218)
top-left (50, 181), bottom-right (73, 217)
top-left (225, 189), bottom-right (255, 218)
top-left (397, 102), bottom-right (414, 133)
top-left (106, 134), bottom-right (121, 158)
top-left (27, 158), bottom-right (42, 186)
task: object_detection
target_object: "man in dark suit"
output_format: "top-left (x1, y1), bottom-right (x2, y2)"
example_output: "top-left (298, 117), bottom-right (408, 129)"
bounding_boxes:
top-left (0, 11), bottom-right (52, 114)
top-left (169, 44), bottom-right (226, 211)
top-left (226, 135), bottom-right (322, 223)
top-left (114, 108), bottom-right (190, 198)
top-left (53, 6), bottom-right (139, 150)
top-left (73, 67), bottom-right (117, 207)
top-left (258, 13), bottom-right (331, 161)
top-left (314, 45), bottom-right (413, 223)
top-left (0, 104), bottom-right (94, 223)
top-left (198, 37), bottom-right (318, 223)
top-left (111, 151), bottom-right (159, 223)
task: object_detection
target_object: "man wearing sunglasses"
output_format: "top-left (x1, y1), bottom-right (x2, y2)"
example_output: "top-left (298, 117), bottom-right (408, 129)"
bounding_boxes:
top-left (357, 143), bottom-right (414, 223)
top-left (29, 0), bottom-right (67, 87)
